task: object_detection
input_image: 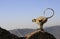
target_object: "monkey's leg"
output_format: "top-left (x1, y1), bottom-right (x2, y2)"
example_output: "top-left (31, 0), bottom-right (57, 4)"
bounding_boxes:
top-left (40, 25), bottom-right (43, 31)
top-left (40, 23), bottom-right (44, 31)
top-left (36, 24), bottom-right (44, 31)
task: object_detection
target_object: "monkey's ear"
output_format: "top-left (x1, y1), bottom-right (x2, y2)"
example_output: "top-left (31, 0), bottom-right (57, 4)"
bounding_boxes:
top-left (32, 19), bottom-right (36, 22)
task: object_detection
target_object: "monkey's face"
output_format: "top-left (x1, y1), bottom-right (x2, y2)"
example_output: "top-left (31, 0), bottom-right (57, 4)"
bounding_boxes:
top-left (32, 19), bottom-right (36, 22)
top-left (32, 18), bottom-right (42, 25)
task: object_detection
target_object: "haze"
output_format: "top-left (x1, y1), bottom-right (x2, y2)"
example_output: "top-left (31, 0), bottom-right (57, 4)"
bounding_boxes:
top-left (0, 0), bottom-right (60, 30)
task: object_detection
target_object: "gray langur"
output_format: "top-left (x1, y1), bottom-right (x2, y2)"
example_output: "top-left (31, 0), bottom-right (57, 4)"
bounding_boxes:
top-left (32, 8), bottom-right (54, 31)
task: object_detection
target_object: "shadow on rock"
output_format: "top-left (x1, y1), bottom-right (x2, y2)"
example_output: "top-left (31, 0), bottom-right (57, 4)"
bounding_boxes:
top-left (0, 27), bottom-right (26, 39)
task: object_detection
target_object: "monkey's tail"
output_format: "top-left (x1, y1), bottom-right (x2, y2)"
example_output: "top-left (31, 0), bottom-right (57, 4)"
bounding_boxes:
top-left (44, 8), bottom-right (54, 19)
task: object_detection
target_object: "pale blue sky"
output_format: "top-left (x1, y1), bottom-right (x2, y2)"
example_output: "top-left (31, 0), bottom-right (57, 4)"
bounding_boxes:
top-left (0, 0), bottom-right (60, 30)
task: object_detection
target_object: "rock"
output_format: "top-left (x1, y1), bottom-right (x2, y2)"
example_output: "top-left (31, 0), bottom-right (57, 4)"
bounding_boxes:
top-left (0, 27), bottom-right (26, 39)
top-left (26, 30), bottom-right (56, 39)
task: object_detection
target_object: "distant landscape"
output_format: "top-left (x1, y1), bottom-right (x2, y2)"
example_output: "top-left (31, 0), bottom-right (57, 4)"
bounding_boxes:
top-left (9, 25), bottom-right (60, 39)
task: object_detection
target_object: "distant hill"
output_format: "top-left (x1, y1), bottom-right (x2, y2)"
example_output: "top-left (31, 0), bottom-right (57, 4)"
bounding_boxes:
top-left (9, 25), bottom-right (60, 39)
top-left (9, 29), bottom-right (35, 37)
top-left (45, 26), bottom-right (60, 39)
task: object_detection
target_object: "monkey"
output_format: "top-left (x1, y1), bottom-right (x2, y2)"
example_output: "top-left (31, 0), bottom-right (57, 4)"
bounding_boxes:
top-left (32, 8), bottom-right (54, 31)
top-left (32, 16), bottom-right (47, 31)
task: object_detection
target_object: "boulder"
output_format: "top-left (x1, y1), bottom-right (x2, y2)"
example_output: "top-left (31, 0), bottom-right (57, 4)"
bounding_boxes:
top-left (26, 30), bottom-right (56, 39)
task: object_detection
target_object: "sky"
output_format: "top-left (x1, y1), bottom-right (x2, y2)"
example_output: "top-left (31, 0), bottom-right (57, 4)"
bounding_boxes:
top-left (0, 0), bottom-right (60, 30)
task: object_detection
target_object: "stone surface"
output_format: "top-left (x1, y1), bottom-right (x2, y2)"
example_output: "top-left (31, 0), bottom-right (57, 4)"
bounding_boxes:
top-left (26, 30), bottom-right (56, 39)
top-left (0, 27), bottom-right (26, 39)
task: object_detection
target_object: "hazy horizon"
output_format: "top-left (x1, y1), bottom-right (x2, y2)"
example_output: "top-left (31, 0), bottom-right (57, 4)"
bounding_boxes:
top-left (0, 0), bottom-right (60, 30)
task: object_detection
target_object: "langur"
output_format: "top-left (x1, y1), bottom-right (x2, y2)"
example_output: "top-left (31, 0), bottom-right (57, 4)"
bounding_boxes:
top-left (32, 8), bottom-right (54, 31)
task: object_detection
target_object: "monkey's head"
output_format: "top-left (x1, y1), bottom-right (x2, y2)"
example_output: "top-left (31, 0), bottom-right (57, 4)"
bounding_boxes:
top-left (32, 19), bottom-right (36, 22)
top-left (32, 16), bottom-right (48, 25)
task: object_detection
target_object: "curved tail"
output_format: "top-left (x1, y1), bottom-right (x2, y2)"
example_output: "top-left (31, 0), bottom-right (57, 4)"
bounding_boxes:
top-left (44, 8), bottom-right (54, 19)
